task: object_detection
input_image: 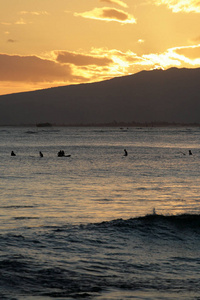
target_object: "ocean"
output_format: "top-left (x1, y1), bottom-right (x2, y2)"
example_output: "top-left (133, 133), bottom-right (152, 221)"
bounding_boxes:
top-left (1, 126), bottom-right (200, 300)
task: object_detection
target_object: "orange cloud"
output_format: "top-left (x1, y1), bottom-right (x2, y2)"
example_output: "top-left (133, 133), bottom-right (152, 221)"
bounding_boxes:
top-left (0, 54), bottom-right (74, 82)
top-left (61, 48), bottom-right (146, 80)
top-left (20, 11), bottom-right (49, 16)
top-left (7, 39), bottom-right (16, 43)
top-left (74, 7), bottom-right (136, 24)
top-left (175, 45), bottom-right (200, 59)
top-left (191, 36), bottom-right (200, 42)
top-left (54, 50), bottom-right (113, 66)
top-left (143, 45), bottom-right (200, 68)
top-left (1, 44), bottom-right (200, 95)
top-left (99, 0), bottom-right (128, 8)
top-left (0, 22), bottom-right (12, 26)
top-left (155, 0), bottom-right (200, 13)
top-left (15, 18), bottom-right (27, 25)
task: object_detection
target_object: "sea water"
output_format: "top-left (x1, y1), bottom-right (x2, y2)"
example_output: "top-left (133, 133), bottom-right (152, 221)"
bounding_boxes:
top-left (1, 126), bottom-right (200, 299)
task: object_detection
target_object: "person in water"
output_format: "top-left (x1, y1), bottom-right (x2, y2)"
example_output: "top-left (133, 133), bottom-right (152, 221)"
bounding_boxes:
top-left (58, 150), bottom-right (65, 157)
top-left (124, 149), bottom-right (128, 156)
top-left (39, 151), bottom-right (43, 157)
top-left (11, 151), bottom-right (16, 156)
top-left (189, 150), bottom-right (192, 155)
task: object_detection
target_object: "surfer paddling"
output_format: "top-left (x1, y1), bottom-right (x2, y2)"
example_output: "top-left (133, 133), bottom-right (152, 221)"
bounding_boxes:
top-left (57, 150), bottom-right (71, 157)
top-left (124, 149), bottom-right (128, 156)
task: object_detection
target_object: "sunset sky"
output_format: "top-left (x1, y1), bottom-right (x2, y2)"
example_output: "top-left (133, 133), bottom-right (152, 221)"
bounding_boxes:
top-left (0, 0), bottom-right (200, 95)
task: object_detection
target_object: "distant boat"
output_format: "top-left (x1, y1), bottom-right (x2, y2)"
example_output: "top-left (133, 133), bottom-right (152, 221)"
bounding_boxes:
top-left (36, 122), bottom-right (52, 127)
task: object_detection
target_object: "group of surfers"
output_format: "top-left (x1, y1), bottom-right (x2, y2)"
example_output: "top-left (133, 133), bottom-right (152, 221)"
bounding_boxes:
top-left (11, 148), bottom-right (194, 158)
top-left (11, 150), bottom-right (71, 157)
top-left (10, 149), bottom-right (128, 157)
top-left (10, 148), bottom-right (194, 159)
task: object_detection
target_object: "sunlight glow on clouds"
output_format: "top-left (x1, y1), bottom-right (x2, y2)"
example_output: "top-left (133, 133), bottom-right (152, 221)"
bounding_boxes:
top-left (1, 44), bottom-right (200, 95)
top-left (175, 44), bottom-right (200, 59)
top-left (0, 22), bottom-right (12, 26)
top-left (15, 18), bottom-right (27, 25)
top-left (74, 7), bottom-right (136, 24)
top-left (169, 45), bottom-right (200, 65)
top-left (20, 11), bottom-right (49, 16)
top-left (99, 0), bottom-right (128, 8)
top-left (46, 45), bottom-right (200, 82)
top-left (1, 0), bottom-right (200, 96)
top-left (143, 45), bottom-right (200, 68)
top-left (156, 0), bottom-right (200, 13)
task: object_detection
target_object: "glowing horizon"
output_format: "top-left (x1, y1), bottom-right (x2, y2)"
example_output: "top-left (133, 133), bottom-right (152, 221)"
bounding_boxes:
top-left (0, 0), bottom-right (200, 95)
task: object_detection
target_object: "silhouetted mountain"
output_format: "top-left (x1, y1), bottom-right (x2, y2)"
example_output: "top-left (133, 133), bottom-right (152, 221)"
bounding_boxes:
top-left (0, 67), bottom-right (200, 125)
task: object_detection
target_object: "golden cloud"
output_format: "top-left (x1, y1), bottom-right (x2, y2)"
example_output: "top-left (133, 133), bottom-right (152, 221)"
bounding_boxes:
top-left (15, 18), bottom-right (27, 25)
top-left (53, 46), bottom-right (200, 82)
top-left (0, 22), bottom-right (12, 26)
top-left (1, 44), bottom-right (200, 95)
top-left (191, 36), bottom-right (200, 42)
top-left (20, 11), bottom-right (49, 16)
top-left (155, 0), bottom-right (200, 13)
top-left (54, 50), bottom-right (113, 66)
top-left (99, 0), bottom-right (128, 8)
top-left (63, 48), bottom-right (145, 80)
top-left (175, 45), bottom-right (200, 59)
top-left (143, 45), bottom-right (200, 68)
top-left (74, 7), bottom-right (136, 24)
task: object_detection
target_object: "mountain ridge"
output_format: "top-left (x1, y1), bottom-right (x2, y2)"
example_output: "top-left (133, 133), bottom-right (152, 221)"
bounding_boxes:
top-left (0, 67), bottom-right (200, 125)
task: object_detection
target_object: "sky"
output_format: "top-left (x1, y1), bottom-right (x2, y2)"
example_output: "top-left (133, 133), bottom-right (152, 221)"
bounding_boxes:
top-left (0, 0), bottom-right (200, 95)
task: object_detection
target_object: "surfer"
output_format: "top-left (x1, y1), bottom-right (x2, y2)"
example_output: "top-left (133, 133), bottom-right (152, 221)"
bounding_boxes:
top-left (11, 151), bottom-right (16, 156)
top-left (189, 150), bottom-right (192, 155)
top-left (58, 150), bottom-right (64, 157)
top-left (39, 151), bottom-right (43, 157)
top-left (58, 150), bottom-right (66, 157)
top-left (57, 150), bottom-right (71, 157)
top-left (124, 149), bottom-right (128, 156)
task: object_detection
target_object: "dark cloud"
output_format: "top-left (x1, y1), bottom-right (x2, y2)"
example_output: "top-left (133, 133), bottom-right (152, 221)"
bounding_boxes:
top-left (74, 7), bottom-right (136, 24)
top-left (55, 51), bottom-right (113, 66)
top-left (101, 8), bottom-right (127, 20)
top-left (0, 54), bottom-right (73, 82)
top-left (7, 39), bottom-right (16, 43)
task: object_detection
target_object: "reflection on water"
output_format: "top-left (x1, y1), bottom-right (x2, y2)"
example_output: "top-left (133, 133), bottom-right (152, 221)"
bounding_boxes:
top-left (0, 126), bottom-right (200, 228)
top-left (1, 127), bottom-right (200, 300)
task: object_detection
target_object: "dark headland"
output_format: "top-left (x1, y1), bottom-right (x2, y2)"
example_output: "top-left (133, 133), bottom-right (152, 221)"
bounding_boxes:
top-left (0, 67), bottom-right (200, 126)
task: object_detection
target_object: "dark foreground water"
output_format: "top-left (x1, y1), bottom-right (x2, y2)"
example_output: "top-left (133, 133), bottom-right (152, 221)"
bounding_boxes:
top-left (1, 126), bottom-right (200, 299)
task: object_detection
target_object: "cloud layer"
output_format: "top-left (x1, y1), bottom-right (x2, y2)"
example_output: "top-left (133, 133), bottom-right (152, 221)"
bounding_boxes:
top-left (1, 1), bottom-right (200, 95)
top-left (99, 0), bottom-right (128, 8)
top-left (55, 50), bottom-right (113, 66)
top-left (156, 0), bottom-right (200, 13)
top-left (74, 7), bottom-right (136, 24)
top-left (1, 44), bottom-right (200, 95)
top-left (0, 54), bottom-right (72, 82)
